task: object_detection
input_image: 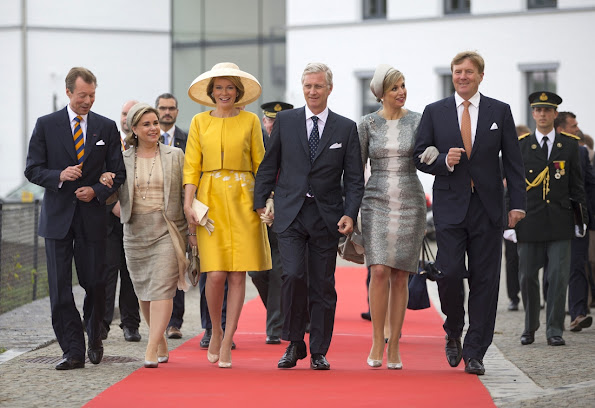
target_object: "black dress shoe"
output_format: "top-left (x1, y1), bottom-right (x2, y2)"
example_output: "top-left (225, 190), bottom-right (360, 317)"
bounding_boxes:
top-left (200, 328), bottom-right (212, 349)
top-left (100, 325), bottom-right (108, 340)
top-left (310, 353), bottom-right (330, 370)
top-left (445, 335), bottom-right (462, 367)
top-left (361, 312), bottom-right (371, 321)
top-left (547, 336), bottom-right (566, 346)
top-left (123, 326), bottom-right (141, 342)
top-left (278, 341), bottom-right (307, 368)
top-left (508, 300), bottom-right (519, 311)
top-left (55, 357), bottom-right (85, 370)
top-left (88, 341), bottom-right (104, 365)
top-left (266, 335), bottom-right (281, 344)
top-left (464, 358), bottom-right (485, 375)
top-left (520, 331), bottom-right (535, 345)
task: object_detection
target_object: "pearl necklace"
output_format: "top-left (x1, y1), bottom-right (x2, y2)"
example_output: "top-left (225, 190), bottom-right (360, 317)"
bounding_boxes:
top-left (134, 144), bottom-right (159, 200)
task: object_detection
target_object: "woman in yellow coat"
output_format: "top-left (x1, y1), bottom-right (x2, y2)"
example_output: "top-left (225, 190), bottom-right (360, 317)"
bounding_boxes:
top-left (184, 63), bottom-right (271, 368)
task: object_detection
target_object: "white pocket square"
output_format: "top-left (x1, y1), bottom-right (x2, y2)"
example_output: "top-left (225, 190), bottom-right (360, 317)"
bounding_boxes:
top-left (490, 123), bottom-right (498, 130)
top-left (329, 143), bottom-right (342, 149)
top-left (96, 140), bottom-right (106, 145)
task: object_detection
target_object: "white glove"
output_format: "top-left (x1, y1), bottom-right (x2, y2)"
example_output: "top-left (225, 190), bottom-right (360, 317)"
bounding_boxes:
top-left (503, 229), bottom-right (517, 243)
top-left (203, 218), bottom-right (215, 235)
top-left (418, 146), bottom-right (439, 165)
top-left (575, 224), bottom-right (587, 238)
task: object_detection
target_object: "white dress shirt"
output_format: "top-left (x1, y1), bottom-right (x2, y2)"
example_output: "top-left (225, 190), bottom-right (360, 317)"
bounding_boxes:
top-left (535, 128), bottom-right (555, 159)
top-left (305, 106), bottom-right (328, 139)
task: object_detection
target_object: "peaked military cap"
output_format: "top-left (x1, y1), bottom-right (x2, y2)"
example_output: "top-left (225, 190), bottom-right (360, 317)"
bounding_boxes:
top-left (261, 101), bottom-right (293, 119)
top-left (528, 91), bottom-right (562, 109)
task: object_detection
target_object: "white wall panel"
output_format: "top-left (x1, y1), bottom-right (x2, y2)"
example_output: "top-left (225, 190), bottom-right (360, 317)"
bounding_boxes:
top-left (0, 0), bottom-right (22, 26)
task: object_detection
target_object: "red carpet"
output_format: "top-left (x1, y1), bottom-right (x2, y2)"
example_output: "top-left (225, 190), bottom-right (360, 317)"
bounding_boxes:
top-left (86, 267), bottom-right (495, 407)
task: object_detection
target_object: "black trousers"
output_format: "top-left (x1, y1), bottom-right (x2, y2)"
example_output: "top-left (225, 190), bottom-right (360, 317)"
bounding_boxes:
top-left (568, 232), bottom-right (590, 320)
top-left (248, 229), bottom-right (283, 337)
top-left (104, 216), bottom-right (139, 330)
top-left (45, 207), bottom-right (107, 360)
top-left (277, 198), bottom-right (339, 355)
top-left (435, 193), bottom-right (502, 361)
top-left (169, 289), bottom-right (185, 329)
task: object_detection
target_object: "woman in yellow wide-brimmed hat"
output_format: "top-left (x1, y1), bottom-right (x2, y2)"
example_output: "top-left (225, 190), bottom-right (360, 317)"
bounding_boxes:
top-left (183, 63), bottom-right (272, 368)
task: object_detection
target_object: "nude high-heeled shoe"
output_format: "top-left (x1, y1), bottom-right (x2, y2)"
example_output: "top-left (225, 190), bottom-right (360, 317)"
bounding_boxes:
top-left (158, 335), bottom-right (169, 363)
top-left (367, 357), bottom-right (382, 368)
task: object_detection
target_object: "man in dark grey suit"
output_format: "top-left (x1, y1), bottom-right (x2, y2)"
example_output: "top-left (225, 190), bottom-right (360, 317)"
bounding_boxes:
top-left (25, 67), bottom-right (125, 370)
top-left (254, 63), bottom-right (365, 370)
top-left (414, 51), bottom-right (526, 375)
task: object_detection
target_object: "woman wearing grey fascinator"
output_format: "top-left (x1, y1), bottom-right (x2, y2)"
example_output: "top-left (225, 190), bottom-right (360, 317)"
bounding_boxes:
top-left (357, 64), bottom-right (426, 370)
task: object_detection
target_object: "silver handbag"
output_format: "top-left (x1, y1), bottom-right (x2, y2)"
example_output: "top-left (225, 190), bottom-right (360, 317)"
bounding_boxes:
top-left (337, 225), bottom-right (365, 264)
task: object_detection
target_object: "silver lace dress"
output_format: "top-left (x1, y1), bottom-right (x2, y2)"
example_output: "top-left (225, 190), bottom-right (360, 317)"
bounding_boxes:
top-left (357, 110), bottom-right (426, 273)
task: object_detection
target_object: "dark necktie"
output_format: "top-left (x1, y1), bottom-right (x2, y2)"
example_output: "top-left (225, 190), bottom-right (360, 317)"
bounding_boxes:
top-left (307, 116), bottom-right (319, 196)
top-left (309, 116), bottom-right (319, 163)
top-left (542, 136), bottom-right (549, 159)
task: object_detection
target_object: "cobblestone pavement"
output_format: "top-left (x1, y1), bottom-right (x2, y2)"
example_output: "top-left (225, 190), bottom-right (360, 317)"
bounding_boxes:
top-left (1, 250), bottom-right (594, 407)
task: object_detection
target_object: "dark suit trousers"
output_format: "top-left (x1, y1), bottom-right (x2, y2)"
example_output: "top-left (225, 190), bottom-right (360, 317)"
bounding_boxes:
top-left (169, 289), bottom-right (185, 329)
top-left (277, 197), bottom-right (339, 355)
top-left (568, 233), bottom-right (590, 320)
top-left (518, 240), bottom-right (570, 338)
top-left (199, 273), bottom-right (228, 329)
top-left (45, 206), bottom-right (107, 360)
top-left (435, 192), bottom-right (502, 361)
top-left (248, 229), bottom-right (284, 337)
top-left (104, 218), bottom-right (139, 331)
top-left (504, 238), bottom-right (520, 303)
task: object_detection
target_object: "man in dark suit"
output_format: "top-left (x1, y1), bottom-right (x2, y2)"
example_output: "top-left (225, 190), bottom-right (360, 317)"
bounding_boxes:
top-left (516, 93), bottom-right (587, 347)
top-left (554, 112), bottom-right (595, 333)
top-left (24, 67), bottom-right (125, 370)
top-left (254, 63), bottom-right (365, 370)
top-left (413, 51), bottom-right (526, 375)
top-left (249, 101), bottom-right (293, 345)
top-left (102, 99), bottom-right (141, 342)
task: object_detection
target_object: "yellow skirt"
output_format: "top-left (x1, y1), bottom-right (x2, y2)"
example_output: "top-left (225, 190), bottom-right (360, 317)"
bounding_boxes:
top-left (196, 169), bottom-right (271, 272)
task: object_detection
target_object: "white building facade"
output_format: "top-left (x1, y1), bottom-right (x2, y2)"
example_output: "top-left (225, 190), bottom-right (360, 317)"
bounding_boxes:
top-left (1, 0), bottom-right (171, 197)
top-left (285, 0), bottom-right (595, 149)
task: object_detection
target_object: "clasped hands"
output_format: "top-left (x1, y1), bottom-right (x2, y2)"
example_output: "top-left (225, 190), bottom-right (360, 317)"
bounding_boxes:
top-left (60, 163), bottom-right (95, 202)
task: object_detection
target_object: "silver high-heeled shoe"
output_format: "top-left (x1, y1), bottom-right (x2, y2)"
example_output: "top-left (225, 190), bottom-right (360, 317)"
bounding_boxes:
top-left (144, 360), bottom-right (158, 368)
top-left (367, 357), bottom-right (382, 367)
top-left (387, 361), bottom-right (403, 370)
top-left (157, 354), bottom-right (169, 363)
top-left (218, 360), bottom-right (232, 368)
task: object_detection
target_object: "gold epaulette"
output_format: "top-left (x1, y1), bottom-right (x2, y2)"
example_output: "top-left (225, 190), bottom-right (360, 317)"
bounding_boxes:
top-left (518, 133), bottom-right (530, 140)
top-left (561, 131), bottom-right (580, 140)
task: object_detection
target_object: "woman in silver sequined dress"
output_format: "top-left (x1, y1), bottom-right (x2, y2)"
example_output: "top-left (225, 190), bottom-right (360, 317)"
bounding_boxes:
top-left (358, 65), bottom-right (426, 369)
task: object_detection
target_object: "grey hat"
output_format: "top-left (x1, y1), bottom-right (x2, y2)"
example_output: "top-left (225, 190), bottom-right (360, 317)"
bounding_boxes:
top-left (369, 64), bottom-right (397, 100)
top-left (126, 102), bottom-right (152, 132)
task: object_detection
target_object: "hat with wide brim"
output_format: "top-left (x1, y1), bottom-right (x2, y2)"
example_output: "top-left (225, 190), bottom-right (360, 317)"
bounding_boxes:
top-left (188, 62), bottom-right (262, 107)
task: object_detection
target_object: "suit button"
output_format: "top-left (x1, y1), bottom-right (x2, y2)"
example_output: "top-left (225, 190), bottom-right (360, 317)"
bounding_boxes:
top-left (546, 200), bottom-right (550, 203)
top-left (529, 169), bottom-right (533, 173)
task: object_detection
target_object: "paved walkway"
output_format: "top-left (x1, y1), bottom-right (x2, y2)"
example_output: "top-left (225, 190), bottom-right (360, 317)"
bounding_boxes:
top-left (1, 251), bottom-right (594, 407)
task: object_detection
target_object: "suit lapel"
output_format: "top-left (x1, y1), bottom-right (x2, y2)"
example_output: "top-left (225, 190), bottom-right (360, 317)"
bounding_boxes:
top-left (296, 108), bottom-right (309, 158)
top-left (473, 95), bottom-right (494, 159)
top-left (83, 112), bottom-right (99, 161)
top-left (161, 145), bottom-right (172, 212)
top-left (58, 108), bottom-right (78, 163)
top-left (442, 96), bottom-right (461, 147)
top-left (314, 110), bottom-right (336, 162)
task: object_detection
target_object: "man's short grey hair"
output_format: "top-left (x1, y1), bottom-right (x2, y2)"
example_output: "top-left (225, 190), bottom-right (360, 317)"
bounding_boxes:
top-left (301, 63), bottom-right (333, 87)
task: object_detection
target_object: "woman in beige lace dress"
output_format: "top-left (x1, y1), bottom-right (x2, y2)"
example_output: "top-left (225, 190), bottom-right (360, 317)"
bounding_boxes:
top-left (102, 103), bottom-right (189, 368)
top-left (358, 65), bottom-right (426, 369)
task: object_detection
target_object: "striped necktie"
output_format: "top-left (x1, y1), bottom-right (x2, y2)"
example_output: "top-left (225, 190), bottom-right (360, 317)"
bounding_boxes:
top-left (73, 116), bottom-right (84, 164)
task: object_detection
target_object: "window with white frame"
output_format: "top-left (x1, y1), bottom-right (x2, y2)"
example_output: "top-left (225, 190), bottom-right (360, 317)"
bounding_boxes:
top-left (363, 0), bottom-right (387, 20)
top-left (528, 0), bottom-right (557, 9)
top-left (444, 0), bottom-right (470, 15)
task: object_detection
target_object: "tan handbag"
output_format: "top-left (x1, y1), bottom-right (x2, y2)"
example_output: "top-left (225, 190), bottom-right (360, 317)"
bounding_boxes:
top-left (337, 225), bottom-right (365, 264)
top-left (186, 245), bottom-right (200, 286)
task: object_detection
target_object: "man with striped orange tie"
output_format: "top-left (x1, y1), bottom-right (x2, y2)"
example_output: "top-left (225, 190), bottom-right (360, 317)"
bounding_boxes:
top-left (25, 67), bottom-right (125, 370)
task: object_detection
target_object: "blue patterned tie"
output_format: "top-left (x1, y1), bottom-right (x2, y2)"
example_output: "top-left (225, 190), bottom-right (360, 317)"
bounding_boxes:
top-left (73, 116), bottom-right (84, 164)
top-left (307, 116), bottom-right (319, 196)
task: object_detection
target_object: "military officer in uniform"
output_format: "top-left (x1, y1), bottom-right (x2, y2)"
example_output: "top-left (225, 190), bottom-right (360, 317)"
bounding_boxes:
top-left (249, 101), bottom-right (293, 344)
top-left (515, 91), bottom-right (587, 347)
